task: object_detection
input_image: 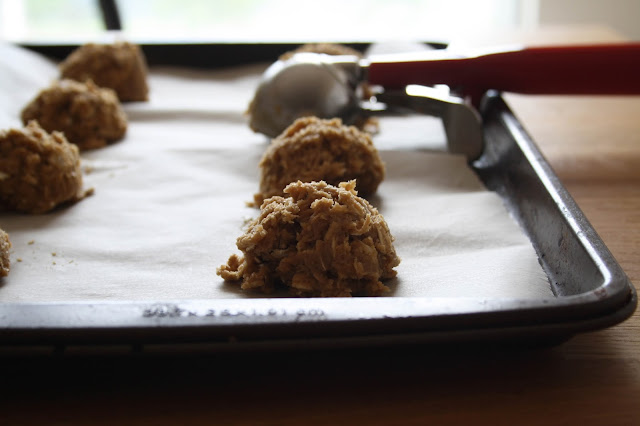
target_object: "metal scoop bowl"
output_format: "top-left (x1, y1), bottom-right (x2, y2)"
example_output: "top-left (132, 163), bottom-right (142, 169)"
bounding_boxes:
top-left (248, 52), bottom-right (483, 159)
top-left (248, 53), bottom-right (364, 138)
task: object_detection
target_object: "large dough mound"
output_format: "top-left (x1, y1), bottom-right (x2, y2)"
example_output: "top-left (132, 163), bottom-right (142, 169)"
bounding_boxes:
top-left (59, 42), bottom-right (149, 102)
top-left (0, 121), bottom-right (85, 214)
top-left (21, 79), bottom-right (127, 151)
top-left (218, 180), bottom-right (400, 297)
top-left (0, 228), bottom-right (10, 277)
top-left (255, 117), bottom-right (385, 205)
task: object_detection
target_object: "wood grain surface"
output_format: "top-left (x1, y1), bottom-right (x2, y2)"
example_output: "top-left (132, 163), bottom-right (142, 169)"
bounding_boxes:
top-left (1, 26), bottom-right (638, 425)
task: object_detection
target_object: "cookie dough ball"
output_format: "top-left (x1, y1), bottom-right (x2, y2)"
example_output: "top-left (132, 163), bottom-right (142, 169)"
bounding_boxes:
top-left (21, 79), bottom-right (127, 150)
top-left (218, 180), bottom-right (400, 297)
top-left (254, 117), bottom-right (385, 205)
top-left (0, 229), bottom-right (10, 277)
top-left (279, 43), bottom-right (363, 60)
top-left (59, 42), bottom-right (149, 102)
top-left (0, 121), bottom-right (85, 214)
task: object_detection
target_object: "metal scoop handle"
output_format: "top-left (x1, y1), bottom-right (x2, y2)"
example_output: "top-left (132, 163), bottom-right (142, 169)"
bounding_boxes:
top-left (366, 42), bottom-right (640, 101)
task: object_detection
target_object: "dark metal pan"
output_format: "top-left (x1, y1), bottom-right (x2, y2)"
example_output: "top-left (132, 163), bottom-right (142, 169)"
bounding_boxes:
top-left (0, 79), bottom-right (634, 354)
top-left (0, 43), bottom-right (635, 355)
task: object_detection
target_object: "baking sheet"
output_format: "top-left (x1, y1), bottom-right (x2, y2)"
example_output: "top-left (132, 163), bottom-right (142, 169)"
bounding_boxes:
top-left (0, 42), bottom-right (552, 302)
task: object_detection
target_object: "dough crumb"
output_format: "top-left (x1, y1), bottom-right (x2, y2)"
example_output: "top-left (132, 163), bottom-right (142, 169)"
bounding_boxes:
top-left (21, 79), bottom-right (127, 151)
top-left (59, 42), bottom-right (149, 102)
top-left (0, 228), bottom-right (10, 277)
top-left (254, 117), bottom-right (385, 206)
top-left (0, 121), bottom-right (86, 214)
top-left (218, 180), bottom-right (400, 297)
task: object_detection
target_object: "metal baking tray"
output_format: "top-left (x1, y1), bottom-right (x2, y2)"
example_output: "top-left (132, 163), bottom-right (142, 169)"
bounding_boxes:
top-left (0, 43), bottom-right (636, 355)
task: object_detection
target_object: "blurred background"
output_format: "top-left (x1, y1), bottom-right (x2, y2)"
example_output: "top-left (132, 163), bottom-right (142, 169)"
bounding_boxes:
top-left (0, 0), bottom-right (638, 44)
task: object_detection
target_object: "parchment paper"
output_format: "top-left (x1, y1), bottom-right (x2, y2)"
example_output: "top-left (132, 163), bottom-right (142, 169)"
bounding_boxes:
top-left (0, 43), bottom-right (552, 301)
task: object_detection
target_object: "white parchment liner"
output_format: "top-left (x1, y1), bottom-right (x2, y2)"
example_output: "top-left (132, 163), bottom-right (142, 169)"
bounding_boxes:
top-left (0, 43), bottom-right (552, 301)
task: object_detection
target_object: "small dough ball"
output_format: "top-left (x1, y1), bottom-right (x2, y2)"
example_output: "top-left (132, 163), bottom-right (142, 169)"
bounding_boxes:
top-left (279, 43), bottom-right (363, 60)
top-left (254, 117), bottom-right (385, 205)
top-left (218, 180), bottom-right (400, 297)
top-left (0, 121), bottom-right (85, 214)
top-left (21, 79), bottom-right (127, 150)
top-left (59, 42), bottom-right (149, 102)
top-left (0, 229), bottom-right (10, 277)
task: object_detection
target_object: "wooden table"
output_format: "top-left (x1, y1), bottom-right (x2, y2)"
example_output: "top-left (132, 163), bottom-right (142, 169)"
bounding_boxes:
top-left (1, 27), bottom-right (638, 425)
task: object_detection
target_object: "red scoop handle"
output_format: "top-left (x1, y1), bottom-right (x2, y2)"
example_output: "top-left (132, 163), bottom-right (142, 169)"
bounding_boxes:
top-left (367, 43), bottom-right (640, 98)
